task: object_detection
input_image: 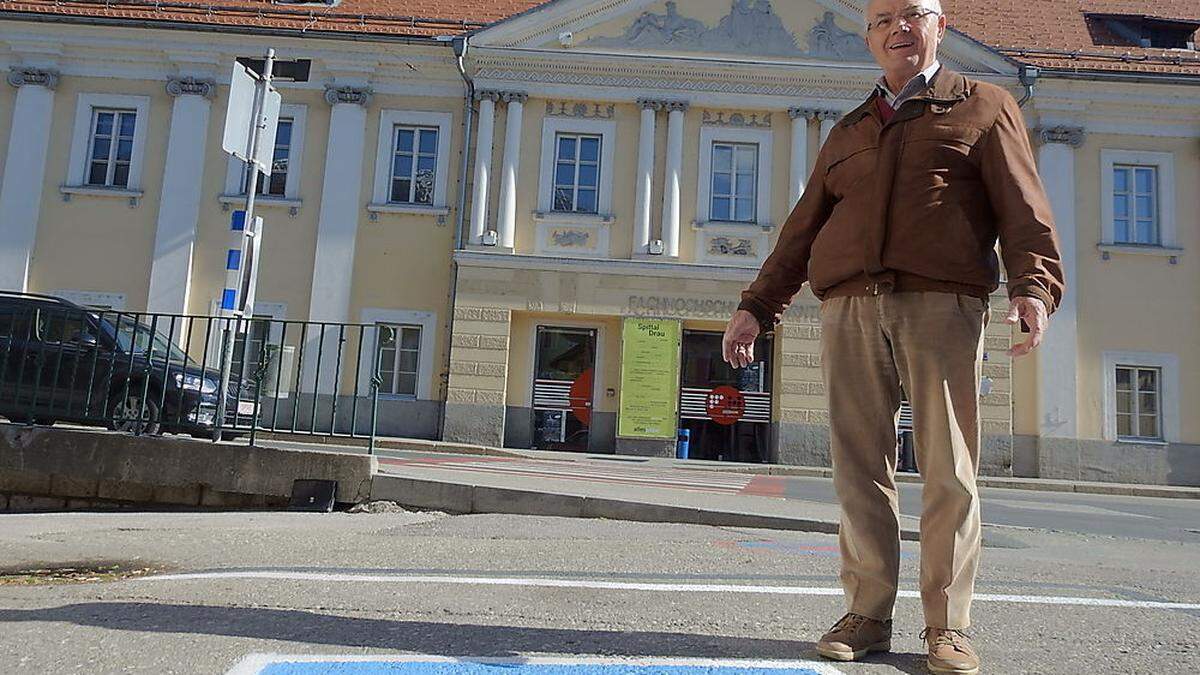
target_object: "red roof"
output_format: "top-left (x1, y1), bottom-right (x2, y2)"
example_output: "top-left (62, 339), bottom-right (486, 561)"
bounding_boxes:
top-left (1, 0), bottom-right (1197, 76)
top-left (0, 0), bottom-right (546, 37)
top-left (943, 0), bottom-right (1200, 75)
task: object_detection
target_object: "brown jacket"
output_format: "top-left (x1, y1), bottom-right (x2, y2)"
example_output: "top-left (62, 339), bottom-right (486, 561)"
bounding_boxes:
top-left (739, 69), bottom-right (1065, 329)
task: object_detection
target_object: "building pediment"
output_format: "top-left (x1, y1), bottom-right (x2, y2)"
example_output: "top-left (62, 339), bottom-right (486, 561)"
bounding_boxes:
top-left (472, 0), bottom-right (1015, 75)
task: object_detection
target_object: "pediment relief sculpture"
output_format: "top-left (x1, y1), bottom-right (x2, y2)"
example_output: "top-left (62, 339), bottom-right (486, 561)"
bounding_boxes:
top-left (581, 1), bottom-right (872, 62)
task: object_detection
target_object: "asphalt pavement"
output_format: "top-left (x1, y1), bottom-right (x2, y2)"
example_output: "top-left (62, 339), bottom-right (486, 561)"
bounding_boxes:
top-left (1, 508), bottom-right (1197, 674)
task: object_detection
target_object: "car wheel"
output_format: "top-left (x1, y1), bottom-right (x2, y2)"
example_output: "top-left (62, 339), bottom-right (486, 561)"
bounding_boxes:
top-left (110, 392), bottom-right (161, 435)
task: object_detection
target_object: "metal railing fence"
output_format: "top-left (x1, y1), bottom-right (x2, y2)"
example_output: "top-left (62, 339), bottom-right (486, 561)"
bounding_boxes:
top-left (0, 302), bottom-right (393, 451)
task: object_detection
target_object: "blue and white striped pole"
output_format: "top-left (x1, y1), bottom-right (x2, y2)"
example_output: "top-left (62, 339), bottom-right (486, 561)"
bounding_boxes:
top-left (221, 209), bottom-right (247, 318)
top-left (215, 47), bottom-right (275, 441)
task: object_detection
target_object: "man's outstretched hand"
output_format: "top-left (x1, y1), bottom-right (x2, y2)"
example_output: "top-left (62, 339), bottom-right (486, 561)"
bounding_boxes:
top-left (722, 309), bottom-right (761, 369)
top-left (1007, 296), bottom-right (1048, 358)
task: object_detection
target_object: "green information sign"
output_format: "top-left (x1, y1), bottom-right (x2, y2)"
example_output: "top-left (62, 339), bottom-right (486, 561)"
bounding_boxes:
top-left (618, 318), bottom-right (681, 439)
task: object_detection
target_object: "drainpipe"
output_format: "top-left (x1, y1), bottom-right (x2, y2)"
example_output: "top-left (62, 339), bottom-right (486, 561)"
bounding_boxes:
top-left (452, 35), bottom-right (475, 250)
top-left (1017, 65), bottom-right (1039, 107)
top-left (438, 35), bottom-right (473, 440)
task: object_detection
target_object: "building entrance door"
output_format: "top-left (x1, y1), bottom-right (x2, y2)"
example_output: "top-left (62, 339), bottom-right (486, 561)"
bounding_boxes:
top-left (532, 326), bottom-right (596, 452)
top-left (678, 330), bottom-right (773, 463)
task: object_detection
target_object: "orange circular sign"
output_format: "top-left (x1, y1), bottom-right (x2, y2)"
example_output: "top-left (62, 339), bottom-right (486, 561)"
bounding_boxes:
top-left (568, 368), bottom-right (594, 426)
top-left (707, 385), bottom-right (745, 426)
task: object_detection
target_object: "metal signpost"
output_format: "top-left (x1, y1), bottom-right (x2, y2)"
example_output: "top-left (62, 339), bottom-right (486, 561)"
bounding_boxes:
top-left (215, 49), bottom-right (306, 442)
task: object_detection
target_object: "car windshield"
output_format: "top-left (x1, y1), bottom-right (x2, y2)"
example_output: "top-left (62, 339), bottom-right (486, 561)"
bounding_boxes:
top-left (105, 315), bottom-right (192, 364)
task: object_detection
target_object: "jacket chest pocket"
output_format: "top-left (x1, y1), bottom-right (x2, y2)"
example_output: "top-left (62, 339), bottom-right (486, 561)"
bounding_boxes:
top-left (825, 145), bottom-right (878, 198)
top-left (903, 123), bottom-right (984, 159)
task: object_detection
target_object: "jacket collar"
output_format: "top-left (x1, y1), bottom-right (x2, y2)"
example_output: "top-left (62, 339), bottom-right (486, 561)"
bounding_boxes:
top-left (910, 67), bottom-right (970, 104)
top-left (839, 68), bottom-right (971, 129)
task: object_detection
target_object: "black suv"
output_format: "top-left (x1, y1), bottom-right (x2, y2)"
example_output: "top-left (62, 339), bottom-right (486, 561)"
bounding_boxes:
top-left (0, 293), bottom-right (252, 437)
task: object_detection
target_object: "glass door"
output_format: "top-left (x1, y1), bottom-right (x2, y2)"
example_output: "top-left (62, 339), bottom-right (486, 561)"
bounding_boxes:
top-left (532, 326), bottom-right (596, 452)
top-left (678, 330), bottom-right (773, 463)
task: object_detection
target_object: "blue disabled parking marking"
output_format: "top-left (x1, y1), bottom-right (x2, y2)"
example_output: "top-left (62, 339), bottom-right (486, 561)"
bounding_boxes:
top-left (228, 656), bottom-right (843, 675)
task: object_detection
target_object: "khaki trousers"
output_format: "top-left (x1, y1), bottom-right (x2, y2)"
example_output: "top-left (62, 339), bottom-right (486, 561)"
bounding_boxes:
top-left (819, 292), bottom-right (987, 629)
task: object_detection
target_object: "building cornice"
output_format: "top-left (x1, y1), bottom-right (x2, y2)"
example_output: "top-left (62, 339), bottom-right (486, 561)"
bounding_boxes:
top-left (454, 251), bottom-right (759, 283)
top-left (469, 48), bottom-right (882, 102)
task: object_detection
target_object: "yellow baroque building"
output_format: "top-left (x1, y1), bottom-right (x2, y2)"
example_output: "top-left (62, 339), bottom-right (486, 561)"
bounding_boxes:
top-left (0, 0), bottom-right (1197, 485)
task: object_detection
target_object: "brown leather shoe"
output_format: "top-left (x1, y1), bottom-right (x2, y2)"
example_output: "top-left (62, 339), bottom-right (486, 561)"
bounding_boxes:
top-left (815, 612), bottom-right (892, 661)
top-left (922, 627), bottom-right (980, 674)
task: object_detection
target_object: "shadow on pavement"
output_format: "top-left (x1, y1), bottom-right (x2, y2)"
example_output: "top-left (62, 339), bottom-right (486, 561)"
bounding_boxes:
top-left (0, 602), bottom-right (927, 673)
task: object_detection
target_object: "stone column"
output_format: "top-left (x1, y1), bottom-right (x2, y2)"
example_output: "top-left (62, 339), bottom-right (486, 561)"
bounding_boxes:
top-left (495, 92), bottom-right (527, 251)
top-left (633, 99), bottom-right (661, 256)
top-left (470, 91), bottom-right (500, 246)
top-left (304, 85), bottom-right (371, 394)
top-left (659, 101), bottom-right (689, 258)
top-left (1034, 126), bottom-right (1084, 447)
top-left (817, 110), bottom-right (839, 146)
top-left (0, 68), bottom-right (57, 292)
top-left (787, 107), bottom-right (816, 206)
top-left (146, 77), bottom-right (215, 315)
top-left (443, 305), bottom-right (512, 446)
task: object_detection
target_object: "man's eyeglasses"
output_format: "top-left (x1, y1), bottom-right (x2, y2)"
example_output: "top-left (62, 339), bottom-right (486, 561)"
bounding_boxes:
top-left (867, 7), bottom-right (941, 32)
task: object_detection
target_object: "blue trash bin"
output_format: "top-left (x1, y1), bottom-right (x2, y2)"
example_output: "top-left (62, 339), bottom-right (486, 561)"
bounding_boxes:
top-left (676, 428), bottom-right (691, 460)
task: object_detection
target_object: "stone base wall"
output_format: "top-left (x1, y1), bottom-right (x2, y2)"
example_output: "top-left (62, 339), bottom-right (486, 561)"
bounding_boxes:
top-left (615, 437), bottom-right (676, 458)
top-left (1017, 435), bottom-right (1200, 487)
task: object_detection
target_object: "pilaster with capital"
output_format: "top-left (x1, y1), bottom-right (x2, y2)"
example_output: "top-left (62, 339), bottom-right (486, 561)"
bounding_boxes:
top-left (470, 92), bottom-right (502, 245)
top-left (7, 67), bottom-right (58, 90)
top-left (146, 75), bottom-right (216, 314)
top-left (633, 100), bottom-right (664, 254)
top-left (659, 100), bottom-right (690, 258)
top-left (324, 86), bottom-right (373, 107)
top-left (495, 91), bottom-right (529, 250)
top-left (787, 108), bottom-right (819, 204)
top-left (0, 67), bottom-right (58, 291)
top-left (1034, 124), bottom-right (1084, 441)
top-left (165, 76), bottom-right (216, 99)
top-left (1038, 126), bottom-right (1086, 148)
top-left (815, 109), bottom-right (840, 145)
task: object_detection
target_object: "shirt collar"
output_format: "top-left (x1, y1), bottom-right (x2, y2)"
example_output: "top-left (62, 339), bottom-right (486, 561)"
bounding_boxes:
top-left (876, 60), bottom-right (942, 108)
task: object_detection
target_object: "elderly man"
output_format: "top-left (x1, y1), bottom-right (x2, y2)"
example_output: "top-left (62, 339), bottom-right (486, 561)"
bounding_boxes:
top-left (722, 1), bottom-right (1064, 673)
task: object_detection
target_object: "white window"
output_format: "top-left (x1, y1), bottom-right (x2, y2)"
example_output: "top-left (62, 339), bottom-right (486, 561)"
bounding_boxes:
top-left (389, 126), bottom-right (439, 205)
top-left (696, 125), bottom-right (773, 227)
top-left (537, 116), bottom-right (617, 217)
top-left (372, 111), bottom-right (453, 210)
top-left (710, 142), bottom-right (759, 223)
top-left (552, 133), bottom-right (602, 213)
top-left (1111, 165), bottom-right (1158, 245)
top-left (376, 323), bottom-right (422, 397)
top-left (245, 117), bottom-right (294, 197)
top-left (1100, 150), bottom-right (1177, 251)
top-left (223, 104), bottom-right (307, 201)
top-left (231, 316), bottom-right (274, 382)
top-left (1114, 366), bottom-right (1162, 441)
top-left (66, 94), bottom-right (151, 191)
top-left (356, 309), bottom-right (436, 399)
top-left (1102, 351), bottom-right (1181, 444)
top-left (86, 109), bottom-right (137, 188)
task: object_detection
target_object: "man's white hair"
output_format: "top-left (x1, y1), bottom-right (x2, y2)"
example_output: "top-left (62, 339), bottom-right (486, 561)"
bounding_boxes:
top-left (865, 0), bottom-right (943, 16)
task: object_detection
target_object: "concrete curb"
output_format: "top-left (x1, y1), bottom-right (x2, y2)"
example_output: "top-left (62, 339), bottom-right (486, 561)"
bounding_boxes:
top-left (371, 473), bottom-right (921, 541)
top-left (262, 432), bottom-right (1200, 500)
top-left (255, 432), bottom-right (527, 459)
top-left (0, 426), bottom-right (376, 509)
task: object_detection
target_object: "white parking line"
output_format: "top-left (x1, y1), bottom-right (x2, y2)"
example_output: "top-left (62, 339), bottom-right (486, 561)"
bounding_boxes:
top-left (227, 654), bottom-right (845, 675)
top-left (135, 571), bottom-right (1200, 611)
